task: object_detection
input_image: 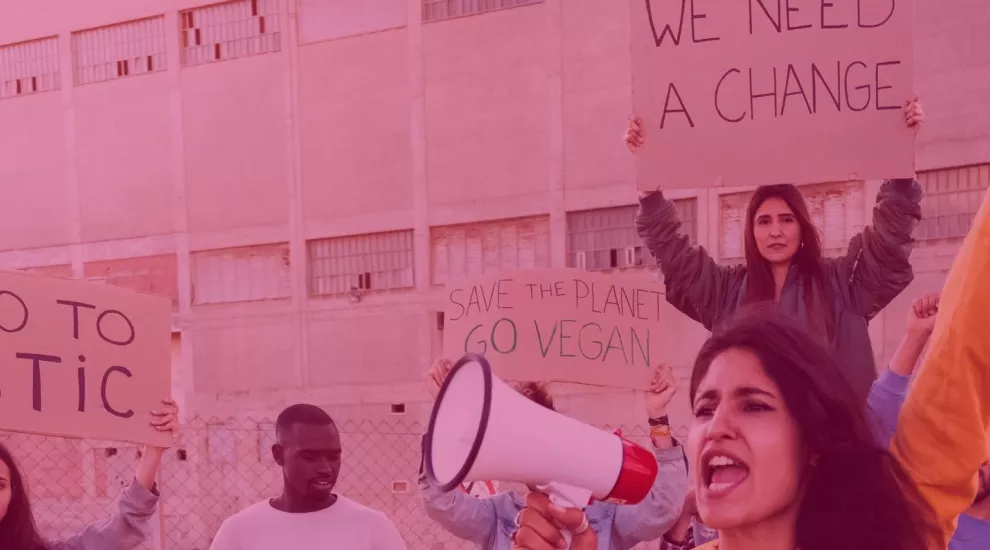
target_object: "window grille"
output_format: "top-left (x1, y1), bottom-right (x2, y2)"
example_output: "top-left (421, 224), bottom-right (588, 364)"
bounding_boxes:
top-left (191, 243), bottom-right (290, 305)
top-left (916, 164), bottom-right (990, 241)
top-left (567, 199), bottom-right (697, 271)
top-left (0, 37), bottom-right (60, 100)
top-left (423, 0), bottom-right (543, 23)
top-left (431, 216), bottom-right (550, 285)
top-left (307, 230), bottom-right (415, 297)
top-left (180, 0), bottom-right (281, 67)
top-left (72, 16), bottom-right (166, 85)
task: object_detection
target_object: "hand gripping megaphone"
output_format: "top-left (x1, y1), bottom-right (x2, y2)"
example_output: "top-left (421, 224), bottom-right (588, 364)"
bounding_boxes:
top-left (424, 354), bottom-right (659, 545)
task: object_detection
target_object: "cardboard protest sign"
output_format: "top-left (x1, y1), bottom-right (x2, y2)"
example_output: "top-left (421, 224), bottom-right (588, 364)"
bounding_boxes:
top-left (0, 270), bottom-right (172, 447)
top-left (629, 0), bottom-right (914, 189)
top-left (442, 269), bottom-right (667, 390)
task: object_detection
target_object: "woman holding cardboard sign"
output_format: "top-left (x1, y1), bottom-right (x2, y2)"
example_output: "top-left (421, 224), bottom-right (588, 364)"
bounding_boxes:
top-left (624, 98), bottom-right (925, 405)
top-left (0, 398), bottom-right (179, 549)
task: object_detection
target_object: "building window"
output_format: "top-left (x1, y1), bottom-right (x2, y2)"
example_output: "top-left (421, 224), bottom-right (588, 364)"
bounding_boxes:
top-left (567, 199), bottom-right (697, 271)
top-left (0, 37), bottom-right (60, 100)
top-left (431, 216), bottom-right (550, 285)
top-left (307, 230), bottom-right (414, 297)
top-left (191, 243), bottom-right (291, 305)
top-left (180, 0), bottom-right (281, 67)
top-left (84, 255), bottom-right (179, 308)
top-left (916, 164), bottom-right (990, 241)
top-left (423, 0), bottom-right (543, 23)
top-left (719, 181), bottom-right (865, 262)
top-left (72, 16), bottom-right (166, 85)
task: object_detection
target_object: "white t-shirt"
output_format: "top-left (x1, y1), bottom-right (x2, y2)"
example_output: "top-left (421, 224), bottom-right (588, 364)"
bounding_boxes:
top-left (208, 496), bottom-right (408, 550)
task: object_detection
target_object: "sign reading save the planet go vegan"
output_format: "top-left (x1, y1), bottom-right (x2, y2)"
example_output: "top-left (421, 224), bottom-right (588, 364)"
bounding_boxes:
top-left (0, 270), bottom-right (172, 447)
top-left (442, 269), bottom-right (664, 389)
top-left (629, 0), bottom-right (915, 189)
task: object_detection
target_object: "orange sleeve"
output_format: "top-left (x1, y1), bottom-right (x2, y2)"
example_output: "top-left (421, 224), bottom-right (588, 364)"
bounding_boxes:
top-left (890, 185), bottom-right (990, 548)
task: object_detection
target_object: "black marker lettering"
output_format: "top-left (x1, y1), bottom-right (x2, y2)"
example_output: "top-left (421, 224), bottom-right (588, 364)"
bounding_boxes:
top-left (0, 291), bottom-right (29, 333)
top-left (101, 366), bottom-right (135, 419)
top-left (749, 0), bottom-right (782, 34)
top-left (490, 318), bottom-right (518, 354)
top-left (646, 0), bottom-right (688, 47)
top-left (56, 300), bottom-right (96, 339)
top-left (96, 310), bottom-right (135, 346)
top-left (781, 64), bottom-right (812, 115)
top-left (844, 61), bottom-right (870, 112)
top-left (78, 355), bottom-right (86, 412)
top-left (660, 83), bottom-right (695, 129)
top-left (17, 353), bottom-right (62, 412)
top-left (812, 62), bottom-right (842, 112)
top-left (750, 67), bottom-right (779, 120)
top-left (447, 288), bottom-right (467, 321)
top-left (716, 69), bottom-right (746, 123)
top-left (820, 0), bottom-right (848, 28)
top-left (858, 0), bottom-right (895, 28)
top-left (786, 0), bottom-right (812, 30)
top-left (690, 0), bottom-right (720, 43)
top-left (875, 60), bottom-right (901, 110)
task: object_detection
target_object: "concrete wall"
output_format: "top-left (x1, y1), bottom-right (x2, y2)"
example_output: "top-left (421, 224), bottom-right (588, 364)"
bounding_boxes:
top-left (0, 0), bottom-right (986, 437)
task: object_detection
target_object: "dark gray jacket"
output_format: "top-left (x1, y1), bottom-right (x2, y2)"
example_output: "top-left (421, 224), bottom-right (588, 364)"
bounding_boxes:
top-left (635, 179), bottom-right (922, 402)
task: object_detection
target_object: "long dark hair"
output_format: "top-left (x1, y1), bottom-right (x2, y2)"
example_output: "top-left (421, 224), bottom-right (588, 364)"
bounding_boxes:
top-left (0, 442), bottom-right (47, 550)
top-left (689, 312), bottom-right (939, 550)
top-left (743, 184), bottom-right (835, 341)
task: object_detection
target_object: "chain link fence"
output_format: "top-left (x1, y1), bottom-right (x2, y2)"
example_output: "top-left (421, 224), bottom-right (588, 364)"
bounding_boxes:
top-left (3, 418), bottom-right (684, 549)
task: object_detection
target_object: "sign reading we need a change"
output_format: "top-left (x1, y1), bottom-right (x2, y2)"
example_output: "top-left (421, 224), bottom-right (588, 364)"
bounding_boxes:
top-left (630, 0), bottom-right (915, 189)
top-left (0, 271), bottom-right (172, 447)
top-left (442, 269), bottom-right (666, 390)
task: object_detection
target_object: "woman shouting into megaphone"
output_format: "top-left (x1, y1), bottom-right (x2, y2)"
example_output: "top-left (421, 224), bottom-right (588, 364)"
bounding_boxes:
top-left (419, 358), bottom-right (688, 550)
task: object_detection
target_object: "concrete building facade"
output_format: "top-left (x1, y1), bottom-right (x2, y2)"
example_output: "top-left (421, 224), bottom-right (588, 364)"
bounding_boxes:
top-left (0, 0), bottom-right (987, 436)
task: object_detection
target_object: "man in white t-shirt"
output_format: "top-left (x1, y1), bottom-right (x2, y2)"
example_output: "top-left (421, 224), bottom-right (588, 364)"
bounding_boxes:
top-left (208, 404), bottom-right (408, 550)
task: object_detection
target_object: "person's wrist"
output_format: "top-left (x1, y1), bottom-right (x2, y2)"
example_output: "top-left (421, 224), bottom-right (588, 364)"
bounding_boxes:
top-left (647, 413), bottom-right (670, 425)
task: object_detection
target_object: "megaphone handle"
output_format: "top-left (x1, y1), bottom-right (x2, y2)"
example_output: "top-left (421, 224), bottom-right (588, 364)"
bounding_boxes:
top-left (544, 487), bottom-right (586, 550)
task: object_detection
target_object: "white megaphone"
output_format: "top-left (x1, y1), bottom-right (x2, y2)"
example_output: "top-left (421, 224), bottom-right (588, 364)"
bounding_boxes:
top-left (424, 354), bottom-right (659, 547)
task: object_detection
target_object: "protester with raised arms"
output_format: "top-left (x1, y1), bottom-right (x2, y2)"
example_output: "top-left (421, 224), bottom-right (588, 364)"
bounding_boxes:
top-left (868, 293), bottom-right (990, 550)
top-left (625, 98), bottom-right (925, 403)
top-left (0, 399), bottom-right (179, 550)
top-left (511, 184), bottom-right (990, 550)
top-left (208, 404), bottom-right (407, 550)
top-left (419, 357), bottom-right (687, 549)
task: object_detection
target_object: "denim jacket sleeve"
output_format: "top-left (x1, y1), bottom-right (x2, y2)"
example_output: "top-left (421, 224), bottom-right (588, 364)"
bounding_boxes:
top-left (611, 445), bottom-right (688, 547)
top-left (48, 479), bottom-right (159, 550)
top-left (866, 368), bottom-right (911, 448)
top-left (417, 436), bottom-right (498, 547)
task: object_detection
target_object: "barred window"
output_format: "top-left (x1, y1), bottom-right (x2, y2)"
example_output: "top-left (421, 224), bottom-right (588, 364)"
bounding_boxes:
top-left (567, 199), bottom-right (697, 271)
top-left (181, 0), bottom-right (281, 67)
top-left (916, 164), bottom-right (990, 241)
top-left (0, 37), bottom-right (60, 100)
top-left (191, 243), bottom-right (290, 305)
top-left (423, 0), bottom-right (543, 23)
top-left (431, 216), bottom-right (550, 285)
top-left (73, 16), bottom-right (166, 85)
top-left (307, 230), bottom-right (415, 297)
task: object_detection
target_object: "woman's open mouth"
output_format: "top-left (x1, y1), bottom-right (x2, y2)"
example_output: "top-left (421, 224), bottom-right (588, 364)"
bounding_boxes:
top-left (701, 451), bottom-right (750, 498)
